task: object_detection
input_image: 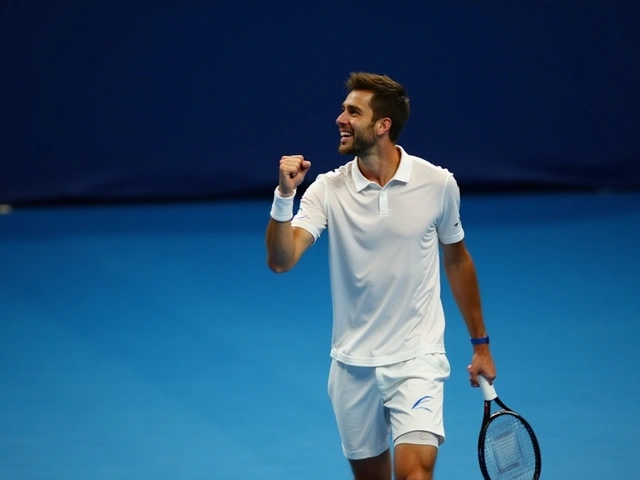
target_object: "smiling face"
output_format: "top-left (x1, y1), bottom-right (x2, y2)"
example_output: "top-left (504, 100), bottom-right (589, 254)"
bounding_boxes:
top-left (335, 90), bottom-right (378, 156)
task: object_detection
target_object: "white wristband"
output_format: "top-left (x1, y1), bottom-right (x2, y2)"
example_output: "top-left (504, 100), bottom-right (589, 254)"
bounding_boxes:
top-left (270, 187), bottom-right (296, 222)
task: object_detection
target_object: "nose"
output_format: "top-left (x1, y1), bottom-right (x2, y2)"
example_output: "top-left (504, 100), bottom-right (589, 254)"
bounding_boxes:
top-left (336, 111), bottom-right (347, 126)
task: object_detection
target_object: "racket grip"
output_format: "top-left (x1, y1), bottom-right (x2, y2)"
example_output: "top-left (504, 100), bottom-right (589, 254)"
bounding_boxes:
top-left (478, 375), bottom-right (498, 401)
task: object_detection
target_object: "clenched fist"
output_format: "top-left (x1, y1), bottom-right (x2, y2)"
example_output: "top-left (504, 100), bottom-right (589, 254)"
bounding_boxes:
top-left (279, 155), bottom-right (312, 196)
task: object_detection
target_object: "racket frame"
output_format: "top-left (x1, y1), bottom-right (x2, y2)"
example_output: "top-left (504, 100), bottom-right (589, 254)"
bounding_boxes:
top-left (477, 378), bottom-right (542, 480)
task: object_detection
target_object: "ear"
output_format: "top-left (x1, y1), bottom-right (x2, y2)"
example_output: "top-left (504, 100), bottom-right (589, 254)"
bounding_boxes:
top-left (376, 117), bottom-right (392, 136)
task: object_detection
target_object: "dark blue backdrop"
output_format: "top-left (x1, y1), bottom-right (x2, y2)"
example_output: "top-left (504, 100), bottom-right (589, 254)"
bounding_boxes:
top-left (2, 1), bottom-right (639, 204)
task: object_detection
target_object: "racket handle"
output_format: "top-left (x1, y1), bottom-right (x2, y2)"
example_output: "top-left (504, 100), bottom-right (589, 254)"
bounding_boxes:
top-left (478, 375), bottom-right (498, 401)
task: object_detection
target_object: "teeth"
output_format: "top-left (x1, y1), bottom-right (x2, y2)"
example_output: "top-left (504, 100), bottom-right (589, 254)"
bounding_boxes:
top-left (340, 132), bottom-right (352, 137)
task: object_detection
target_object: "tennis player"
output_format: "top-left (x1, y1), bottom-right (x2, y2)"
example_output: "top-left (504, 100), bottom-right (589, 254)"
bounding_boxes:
top-left (265, 72), bottom-right (496, 480)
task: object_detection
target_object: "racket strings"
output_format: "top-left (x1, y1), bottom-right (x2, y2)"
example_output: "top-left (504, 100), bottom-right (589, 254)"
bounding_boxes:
top-left (483, 414), bottom-right (537, 479)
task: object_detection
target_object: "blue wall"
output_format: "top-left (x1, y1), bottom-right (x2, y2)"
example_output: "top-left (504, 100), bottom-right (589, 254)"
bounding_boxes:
top-left (2, 2), bottom-right (639, 204)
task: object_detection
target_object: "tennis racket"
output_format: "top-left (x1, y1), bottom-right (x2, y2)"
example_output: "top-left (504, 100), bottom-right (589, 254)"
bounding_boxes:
top-left (477, 376), bottom-right (542, 479)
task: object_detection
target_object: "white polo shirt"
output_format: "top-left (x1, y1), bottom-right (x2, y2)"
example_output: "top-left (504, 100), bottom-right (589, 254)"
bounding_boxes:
top-left (292, 146), bottom-right (464, 366)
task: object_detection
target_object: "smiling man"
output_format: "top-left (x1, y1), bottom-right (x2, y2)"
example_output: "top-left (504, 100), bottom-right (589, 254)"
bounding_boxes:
top-left (265, 72), bottom-right (497, 480)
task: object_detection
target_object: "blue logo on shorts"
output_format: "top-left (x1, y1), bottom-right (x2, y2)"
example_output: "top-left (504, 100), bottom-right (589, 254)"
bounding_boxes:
top-left (412, 396), bottom-right (433, 412)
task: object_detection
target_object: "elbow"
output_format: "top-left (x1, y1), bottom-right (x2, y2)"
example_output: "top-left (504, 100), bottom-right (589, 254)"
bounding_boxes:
top-left (267, 259), bottom-right (292, 274)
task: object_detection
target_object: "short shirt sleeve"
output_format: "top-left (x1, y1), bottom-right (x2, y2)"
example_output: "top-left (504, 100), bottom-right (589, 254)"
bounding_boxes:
top-left (436, 173), bottom-right (465, 244)
top-left (291, 175), bottom-right (328, 242)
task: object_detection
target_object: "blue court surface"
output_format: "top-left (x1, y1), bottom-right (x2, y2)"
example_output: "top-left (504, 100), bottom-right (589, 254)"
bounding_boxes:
top-left (1, 191), bottom-right (639, 479)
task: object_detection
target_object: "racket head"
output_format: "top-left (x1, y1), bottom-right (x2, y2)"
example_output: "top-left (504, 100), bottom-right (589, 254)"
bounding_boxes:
top-left (478, 410), bottom-right (542, 480)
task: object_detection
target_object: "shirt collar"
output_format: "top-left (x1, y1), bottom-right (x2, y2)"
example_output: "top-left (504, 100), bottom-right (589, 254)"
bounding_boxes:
top-left (351, 145), bottom-right (413, 192)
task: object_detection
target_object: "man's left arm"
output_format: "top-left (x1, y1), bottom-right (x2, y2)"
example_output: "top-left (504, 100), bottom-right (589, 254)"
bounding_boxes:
top-left (441, 240), bottom-right (497, 387)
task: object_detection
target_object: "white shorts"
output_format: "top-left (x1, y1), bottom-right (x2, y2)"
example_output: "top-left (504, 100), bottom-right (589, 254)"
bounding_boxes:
top-left (327, 353), bottom-right (451, 460)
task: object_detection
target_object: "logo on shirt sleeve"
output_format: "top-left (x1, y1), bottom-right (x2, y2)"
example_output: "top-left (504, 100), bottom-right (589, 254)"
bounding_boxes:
top-left (295, 206), bottom-right (310, 221)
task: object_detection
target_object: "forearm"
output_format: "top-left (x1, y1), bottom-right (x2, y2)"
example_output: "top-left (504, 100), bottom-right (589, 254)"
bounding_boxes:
top-left (266, 219), bottom-right (296, 273)
top-left (444, 253), bottom-right (487, 339)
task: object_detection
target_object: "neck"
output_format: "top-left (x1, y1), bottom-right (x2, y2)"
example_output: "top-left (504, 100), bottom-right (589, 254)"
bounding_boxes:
top-left (357, 143), bottom-right (401, 187)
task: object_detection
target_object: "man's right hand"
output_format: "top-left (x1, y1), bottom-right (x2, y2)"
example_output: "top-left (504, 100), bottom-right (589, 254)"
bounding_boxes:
top-left (279, 155), bottom-right (311, 196)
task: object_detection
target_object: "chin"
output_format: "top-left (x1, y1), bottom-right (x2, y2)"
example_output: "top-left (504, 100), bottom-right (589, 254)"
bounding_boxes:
top-left (338, 145), bottom-right (353, 155)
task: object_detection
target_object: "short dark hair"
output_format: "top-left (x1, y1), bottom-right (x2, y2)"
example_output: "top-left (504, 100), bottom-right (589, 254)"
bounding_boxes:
top-left (346, 72), bottom-right (410, 142)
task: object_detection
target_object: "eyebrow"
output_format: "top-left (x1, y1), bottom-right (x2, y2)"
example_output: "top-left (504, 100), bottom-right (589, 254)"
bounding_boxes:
top-left (342, 103), bottom-right (364, 114)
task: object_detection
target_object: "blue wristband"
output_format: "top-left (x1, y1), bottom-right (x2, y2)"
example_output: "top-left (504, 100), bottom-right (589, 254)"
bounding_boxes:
top-left (470, 336), bottom-right (490, 345)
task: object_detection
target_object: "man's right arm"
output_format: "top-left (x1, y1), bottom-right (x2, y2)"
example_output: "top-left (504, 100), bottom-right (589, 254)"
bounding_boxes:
top-left (266, 219), bottom-right (314, 273)
top-left (265, 155), bottom-right (315, 273)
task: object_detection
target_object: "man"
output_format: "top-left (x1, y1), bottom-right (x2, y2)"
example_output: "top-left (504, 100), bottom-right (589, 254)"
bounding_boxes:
top-left (265, 72), bottom-right (496, 480)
